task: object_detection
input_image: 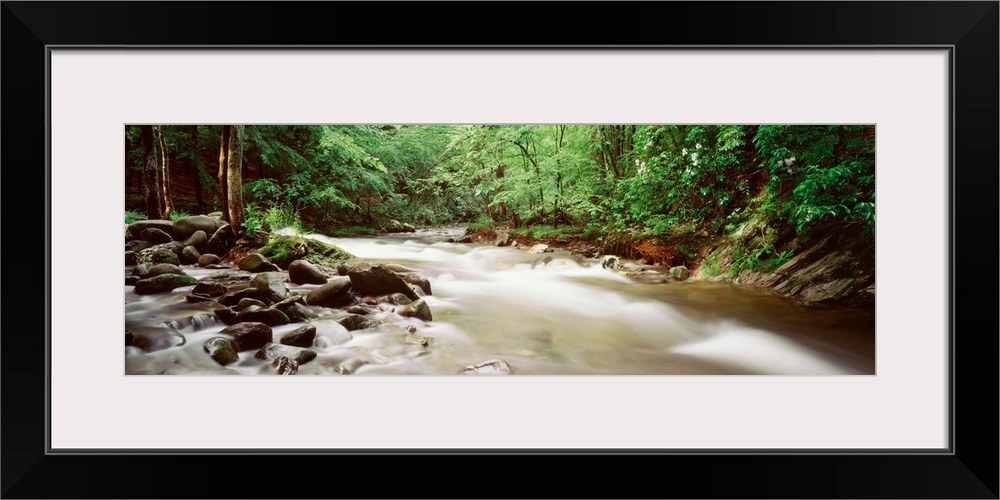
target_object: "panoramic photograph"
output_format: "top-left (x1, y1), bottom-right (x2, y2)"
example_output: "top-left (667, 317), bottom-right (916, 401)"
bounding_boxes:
top-left (124, 124), bottom-right (875, 375)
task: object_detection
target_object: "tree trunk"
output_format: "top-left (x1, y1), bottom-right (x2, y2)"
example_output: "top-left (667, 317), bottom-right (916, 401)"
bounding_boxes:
top-left (226, 125), bottom-right (246, 233)
top-left (152, 127), bottom-right (166, 217)
top-left (190, 126), bottom-right (203, 210)
top-left (140, 125), bottom-right (162, 218)
top-left (218, 125), bottom-right (231, 222)
top-left (157, 126), bottom-right (174, 217)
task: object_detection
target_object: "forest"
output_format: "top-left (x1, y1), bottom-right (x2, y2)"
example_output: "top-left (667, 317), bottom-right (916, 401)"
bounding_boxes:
top-left (126, 124), bottom-right (875, 281)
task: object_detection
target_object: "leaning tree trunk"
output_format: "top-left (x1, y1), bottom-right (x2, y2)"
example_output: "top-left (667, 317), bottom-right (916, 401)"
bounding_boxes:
top-left (157, 126), bottom-right (174, 218)
top-left (226, 125), bottom-right (245, 234)
top-left (140, 125), bottom-right (162, 219)
top-left (218, 125), bottom-right (231, 223)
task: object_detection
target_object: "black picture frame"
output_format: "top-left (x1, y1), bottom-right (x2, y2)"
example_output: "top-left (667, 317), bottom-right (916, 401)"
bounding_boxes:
top-left (3, 2), bottom-right (996, 498)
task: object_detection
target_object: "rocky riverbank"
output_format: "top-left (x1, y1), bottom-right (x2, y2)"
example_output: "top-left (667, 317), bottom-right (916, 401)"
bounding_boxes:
top-left (124, 213), bottom-right (510, 375)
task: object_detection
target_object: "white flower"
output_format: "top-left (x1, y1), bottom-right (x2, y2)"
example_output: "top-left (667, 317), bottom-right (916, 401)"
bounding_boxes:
top-left (681, 148), bottom-right (688, 156)
top-left (640, 162), bottom-right (646, 168)
top-left (635, 159), bottom-right (640, 166)
top-left (691, 153), bottom-right (698, 162)
top-left (696, 143), bottom-right (702, 149)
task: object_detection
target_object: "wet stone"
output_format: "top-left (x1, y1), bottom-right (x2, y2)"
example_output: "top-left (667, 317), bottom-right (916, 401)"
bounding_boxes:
top-left (220, 322), bottom-right (273, 351)
top-left (233, 307), bottom-right (290, 327)
top-left (186, 293), bottom-right (216, 304)
top-left (305, 278), bottom-right (354, 308)
top-left (280, 325), bottom-right (317, 347)
top-left (203, 337), bottom-right (239, 366)
top-left (337, 314), bottom-right (381, 331)
top-left (237, 298), bottom-right (268, 310)
top-left (219, 288), bottom-right (264, 306)
top-left (192, 282), bottom-right (227, 297)
top-left (255, 342), bottom-right (317, 365)
top-left (462, 359), bottom-right (512, 375)
top-left (404, 333), bottom-right (432, 346)
top-left (396, 299), bottom-right (432, 322)
top-left (133, 274), bottom-right (199, 295)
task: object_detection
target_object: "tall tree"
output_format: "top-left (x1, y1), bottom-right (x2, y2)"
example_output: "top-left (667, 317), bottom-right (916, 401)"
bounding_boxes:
top-left (226, 125), bottom-right (246, 232)
top-left (157, 125), bottom-right (175, 217)
top-left (140, 125), bottom-right (162, 218)
top-left (218, 125), bottom-right (232, 222)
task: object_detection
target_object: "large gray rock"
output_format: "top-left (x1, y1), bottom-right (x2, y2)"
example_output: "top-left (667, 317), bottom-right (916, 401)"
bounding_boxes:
top-left (203, 337), bottom-right (239, 366)
top-left (137, 244), bottom-right (181, 266)
top-left (348, 263), bottom-right (418, 301)
top-left (305, 278), bottom-right (354, 307)
top-left (133, 274), bottom-right (198, 295)
top-left (139, 227), bottom-right (174, 244)
top-left (238, 253), bottom-right (280, 273)
top-left (255, 342), bottom-right (317, 365)
top-left (396, 299), bottom-right (432, 322)
top-left (251, 272), bottom-right (289, 303)
top-left (337, 314), bottom-right (380, 331)
top-left (180, 230), bottom-right (208, 249)
top-left (126, 220), bottom-right (174, 241)
top-left (172, 215), bottom-right (219, 240)
top-left (288, 260), bottom-right (328, 285)
top-left (180, 246), bottom-right (202, 265)
top-left (142, 263), bottom-right (185, 279)
top-left (280, 325), bottom-right (317, 347)
top-left (221, 322), bottom-right (273, 351)
top-left (461, 359), bottom-right (512, 375)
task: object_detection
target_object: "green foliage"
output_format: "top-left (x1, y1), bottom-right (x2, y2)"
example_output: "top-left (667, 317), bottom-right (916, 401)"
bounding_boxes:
top-left (753, 125), bottom-right (875, 235)
top-left (124, 210), bottom-right (143, 225)
top-left (466, 213), bottom-right (493, 233)
top-left (168, 210), bottom-right (191, 221)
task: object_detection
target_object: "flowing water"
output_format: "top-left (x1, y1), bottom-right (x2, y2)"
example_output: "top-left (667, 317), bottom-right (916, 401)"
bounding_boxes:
top-left (124, 226), bottom-right (875, 376)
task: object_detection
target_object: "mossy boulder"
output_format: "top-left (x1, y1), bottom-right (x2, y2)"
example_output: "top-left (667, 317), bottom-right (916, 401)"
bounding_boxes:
top-left (203, 337), bottom-right (239, 366)
top-left (133, 274), bottom-right (198, 295)
top-left (137, 244), bottom-right (181, 266)
top-left (258, 235), bottom-right (353, 270)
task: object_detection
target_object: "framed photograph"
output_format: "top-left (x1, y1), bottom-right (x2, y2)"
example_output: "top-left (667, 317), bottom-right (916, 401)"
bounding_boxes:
top-left (4, 2), bottom-right (996, 498)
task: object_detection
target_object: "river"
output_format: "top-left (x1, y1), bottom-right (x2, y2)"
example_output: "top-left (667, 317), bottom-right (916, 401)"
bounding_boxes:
top-left (124, 226), bottom-right (875, 375)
